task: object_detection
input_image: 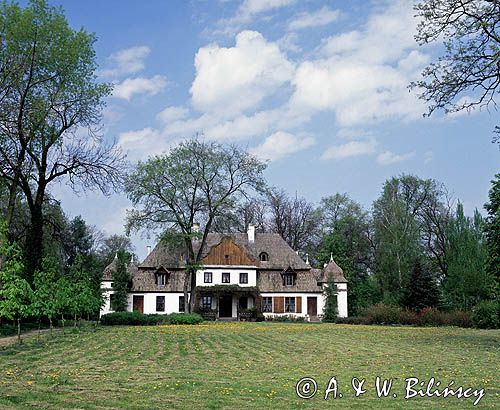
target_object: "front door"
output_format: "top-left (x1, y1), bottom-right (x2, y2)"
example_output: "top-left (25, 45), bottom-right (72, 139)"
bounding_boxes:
top-left (133, 295), bottom-right (144, 313)
top-left (307, 297), bottom-right (317, 317)
top-left (219, 295), bottom-right (233, 318)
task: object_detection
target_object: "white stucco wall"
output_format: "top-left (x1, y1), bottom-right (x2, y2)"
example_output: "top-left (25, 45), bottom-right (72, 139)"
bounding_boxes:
top-left (336, 283), bottom-right (348, 318)
top-left (100, 281), bottom-right (114, 316)
top-left (195, 267), bottom-right (257, 287)
top-left (127, 293), bottom-right (185, 314)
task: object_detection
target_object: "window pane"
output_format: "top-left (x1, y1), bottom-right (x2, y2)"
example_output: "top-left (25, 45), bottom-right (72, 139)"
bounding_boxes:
top-left (204, 272), bottom-right (212, 283)
top-left (262, 297), bottom-right (272, 312)
top-left (222, 272), bottom-right (230, 283)
top-left (156, 296), bottom-right (165, 312)
top-left (285, 297), bottom-right (295, 312)
top-left (239, 272), bottom-right (248, 284)
top-left (201, 296), bottom-right (212, 309)
top-left (179, 296), bottom-right (185, 312)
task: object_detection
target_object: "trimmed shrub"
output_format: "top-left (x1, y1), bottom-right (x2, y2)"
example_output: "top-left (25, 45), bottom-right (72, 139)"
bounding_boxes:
top-left (472, 300), bottom-right (499, 329)
top-left (166, 313), bottom-right (203, 325)
top-left (100, 312), bottom-right (203, 326)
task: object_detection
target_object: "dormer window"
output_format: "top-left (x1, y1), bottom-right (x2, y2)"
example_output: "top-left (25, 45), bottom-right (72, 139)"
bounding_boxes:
top-left (281, 267), bottom-right (296, 287)
top-left (156, 273), bottom-right (167, 286)
top-left (259, 252), bottom-right (269, 262)
top-left (154, 267), bottom-right (169, 287)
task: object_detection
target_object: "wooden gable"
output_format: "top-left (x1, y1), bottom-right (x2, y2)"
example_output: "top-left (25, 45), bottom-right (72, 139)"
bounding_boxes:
top-left (202, 236), bottom-right (256, 266)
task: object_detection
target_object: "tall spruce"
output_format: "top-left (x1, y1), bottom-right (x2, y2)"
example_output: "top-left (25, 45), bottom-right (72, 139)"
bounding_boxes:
top-left (484, 174), bottom-right (500, 296)
top-left (444, 203), bottom-right (492, 310)
top-left (402, 259), bottom-right (439, 310)
top-left (111, 250), bottom-right (130, 312)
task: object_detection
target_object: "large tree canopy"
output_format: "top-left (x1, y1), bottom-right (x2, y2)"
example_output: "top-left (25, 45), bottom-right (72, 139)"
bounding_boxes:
top-left (412, 0), bottom-right (500, 134)
top-left (125, 139), bottom-right (266, 311)
top-left (0, 0), bottom-right (125, 278)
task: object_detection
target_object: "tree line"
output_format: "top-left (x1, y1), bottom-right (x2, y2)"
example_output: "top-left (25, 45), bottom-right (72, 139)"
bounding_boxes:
top-left (0, 0), bottom-right (498, 334)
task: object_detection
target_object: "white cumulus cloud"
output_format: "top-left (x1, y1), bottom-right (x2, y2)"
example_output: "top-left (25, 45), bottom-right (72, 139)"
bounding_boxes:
top-left (190, 31), bottom-right (294, 115)
top-left (251, 131), bottom-right (315, 161)
top-left (118, 127), bottom-right (175, 161)
top-left (288, 7), bottom-right (340, 30)
top-left (290, 0), bottom-right (427, 127)
top-left (376, 150), bottom-right (415, 165)
top-left (100, 46), bottom-right (150, 78)
top-left (156, 106), bottom-right (189, 124)
top-left (321, 139), bottom-right (376, 160)
top-left (113, 75), bottom-right (167, 101)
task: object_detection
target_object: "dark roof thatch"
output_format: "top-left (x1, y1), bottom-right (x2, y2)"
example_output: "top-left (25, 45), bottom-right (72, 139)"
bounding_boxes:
top-left (258, 270), bottom-right (323, 292)
top-left (103, 233), bottom-right (347, 291)
top-left (102, 256), bottom-right (138, 280)
top-left (140, 232), bottom-right (309, 270)
top-left (317, 259), bottom-right (347, 283)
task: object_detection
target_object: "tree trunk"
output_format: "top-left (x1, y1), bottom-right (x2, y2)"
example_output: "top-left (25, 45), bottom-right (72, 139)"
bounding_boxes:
top-left (25, 203), bottom-right (44, 282)
top-left (49, 317), bottom-right (53, 335)
top-left (188, 266), bottom-right (197, 313)
top-left (37, 319), bottom-right (41, 342)
top-left (183, 273), bottom-right (190, 313)
top-left (17, 318), bottom-right (21, 344)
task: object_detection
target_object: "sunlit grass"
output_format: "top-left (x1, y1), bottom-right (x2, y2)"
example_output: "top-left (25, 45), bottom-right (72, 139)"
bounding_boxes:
top-left (0, 323), bottom-right (498, 409)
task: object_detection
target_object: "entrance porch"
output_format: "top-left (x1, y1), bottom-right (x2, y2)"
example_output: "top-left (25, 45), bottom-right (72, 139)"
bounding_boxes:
top-left (195, 285), bottom-right (261, 321)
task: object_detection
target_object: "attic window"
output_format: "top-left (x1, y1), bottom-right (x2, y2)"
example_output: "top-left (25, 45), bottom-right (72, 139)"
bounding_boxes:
top-left (155, 268), bottom-right (170, 287)
top-left (259, 252), bottom-right (269, 262)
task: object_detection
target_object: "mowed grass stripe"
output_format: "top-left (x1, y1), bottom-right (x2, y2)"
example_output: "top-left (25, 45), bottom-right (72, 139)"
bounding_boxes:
top-left (0, 323), bottom-right (497, 409)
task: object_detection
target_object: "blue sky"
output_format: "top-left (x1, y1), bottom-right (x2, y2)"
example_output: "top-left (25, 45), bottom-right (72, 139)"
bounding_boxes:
top-left (41, 0), bottom-right (498, 259)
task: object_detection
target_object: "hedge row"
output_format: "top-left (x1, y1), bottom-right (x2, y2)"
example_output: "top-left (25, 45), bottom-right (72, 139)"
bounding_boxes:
top-left (335, 304), bottom-right (474, 328)
top-left (100, 312), bottom-right (203, 326)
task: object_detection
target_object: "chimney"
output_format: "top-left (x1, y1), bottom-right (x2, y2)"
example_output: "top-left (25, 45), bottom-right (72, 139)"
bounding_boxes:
top-left (305, 253), bottom-right (310, 265)
top-left (146, 245), bottom-right (151, 256)
top-left (192, 222), bottom-right (200, 233)
top-left (247, 225), bottom-right (255, 242)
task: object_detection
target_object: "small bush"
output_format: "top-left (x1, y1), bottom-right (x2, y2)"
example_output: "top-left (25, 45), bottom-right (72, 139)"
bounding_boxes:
top-left (472, 300), bottom-right (499, 329)
top-left (362, 304), bottom-right (403, 325)
top-left (166, 313), bottom-right (203, 325)
top-left (443, 310), bottom-right (473, 328)
top-left (100, 312), bottom-right (203, 326)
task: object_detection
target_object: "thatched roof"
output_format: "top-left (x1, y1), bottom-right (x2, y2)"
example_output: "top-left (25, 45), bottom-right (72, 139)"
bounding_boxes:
top-left (317, 258), bottom-right (347, 283)
top-left (102, 256), bottom-right (138, 280)
top-left (258, 269), bottom-right (324, 292)
top-left (140, 232), bottom-right (310, 270)
top-left (103, 233), bottom-right (347, 292)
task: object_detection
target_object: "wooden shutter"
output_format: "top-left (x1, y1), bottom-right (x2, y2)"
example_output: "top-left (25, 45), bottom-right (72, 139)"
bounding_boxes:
top-left (296, 296), bottom-right (302, 313)
top-left (273, 297), bottom-right (284, 313)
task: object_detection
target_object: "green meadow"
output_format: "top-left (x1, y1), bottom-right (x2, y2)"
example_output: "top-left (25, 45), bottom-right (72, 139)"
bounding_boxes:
top-left (0, 323), bottom-right (498, 409)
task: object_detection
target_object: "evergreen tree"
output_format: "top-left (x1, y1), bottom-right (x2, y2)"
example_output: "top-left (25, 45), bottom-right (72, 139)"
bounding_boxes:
top-left (402, 260), bottom-right (439, 310)
top-left (484, 174), bottom-right (500, 296)
top-left (111, 250), bottom-right (130, 312)
top-left (322, 282), bottom-right (338, 322)
top-left (444, 203), bottom-right (492, 310)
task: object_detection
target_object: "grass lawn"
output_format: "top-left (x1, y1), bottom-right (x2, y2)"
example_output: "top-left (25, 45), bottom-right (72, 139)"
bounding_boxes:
top-left (0, 323), bottom-right (498, 409)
